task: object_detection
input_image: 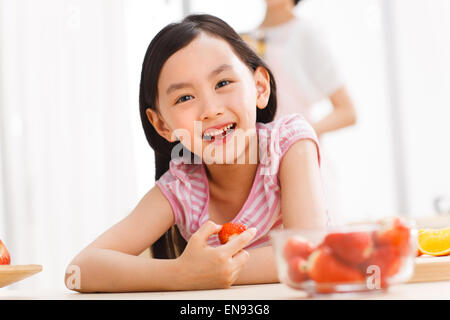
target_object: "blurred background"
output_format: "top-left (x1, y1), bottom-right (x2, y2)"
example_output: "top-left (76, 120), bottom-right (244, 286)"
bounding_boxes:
top-left (0, 0), bottom-right (449, 291)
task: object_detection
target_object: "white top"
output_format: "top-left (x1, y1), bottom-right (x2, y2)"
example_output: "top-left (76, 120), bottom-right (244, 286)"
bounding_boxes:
top-left (252, 16), bottom-right (344, 121)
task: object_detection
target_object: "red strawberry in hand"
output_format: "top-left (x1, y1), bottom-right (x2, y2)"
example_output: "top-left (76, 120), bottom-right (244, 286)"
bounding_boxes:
top-left (283, 237), bottom-right (315, 261)
top-left (0, 240), bottom-right (11, 265)
top-left (218, 222), bottom-right (247, 244)
top-left (307, 246), bottom-right (365, 284)
top-left (323, 231), bottom-right (373, 265)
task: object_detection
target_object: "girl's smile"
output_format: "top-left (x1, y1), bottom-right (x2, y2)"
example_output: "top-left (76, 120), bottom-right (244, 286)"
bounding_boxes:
top-left (202, 122), bottom-right (236, 142)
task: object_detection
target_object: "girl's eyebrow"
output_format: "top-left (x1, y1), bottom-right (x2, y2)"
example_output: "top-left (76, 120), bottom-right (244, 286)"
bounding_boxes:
top-left (209, 63), bottom-right (232, 78)
top-left (166, 64), bottom-right (233, 95)
top-left (166, 82), bottom-right (193, 96)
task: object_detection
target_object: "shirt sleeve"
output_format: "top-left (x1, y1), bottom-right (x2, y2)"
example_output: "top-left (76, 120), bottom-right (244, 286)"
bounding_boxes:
top-left (155, 170), bottom-right (186, 228)
top-left (278, 113), bottom-right (321, 166)
top-left (259, 113), bottom-right (321, 178)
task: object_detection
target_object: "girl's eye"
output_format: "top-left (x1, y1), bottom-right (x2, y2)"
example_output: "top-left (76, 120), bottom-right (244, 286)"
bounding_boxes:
top-left (176, 95), bottom-right (194, 104)
top-left (216, 80), bottom-right (230, 89)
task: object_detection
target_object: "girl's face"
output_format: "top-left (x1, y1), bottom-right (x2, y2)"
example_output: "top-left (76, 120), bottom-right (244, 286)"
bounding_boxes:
top-left (147, 32), bottom-right (271, 164)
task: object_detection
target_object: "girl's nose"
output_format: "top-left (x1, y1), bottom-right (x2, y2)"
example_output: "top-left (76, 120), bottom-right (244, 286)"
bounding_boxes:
top-left (199, 97), bottom-right (224, 121)
top-left (200, 110), bottom-right (223, 121)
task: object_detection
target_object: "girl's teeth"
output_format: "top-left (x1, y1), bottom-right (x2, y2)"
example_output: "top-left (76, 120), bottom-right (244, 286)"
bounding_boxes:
top-left (204, 123), bottom-right (234, 137)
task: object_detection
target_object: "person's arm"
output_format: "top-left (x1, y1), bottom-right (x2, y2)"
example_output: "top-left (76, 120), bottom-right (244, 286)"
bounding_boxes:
top-left (234, 245), bottom-right (279, 285)
top-left (312, 86), bottom-right (357, 137)
top-left (65, 186), bottom-right (256, 293)
top-left (279, 139), bottom-right (328, 229)
top-left (65, 186), bottom-right (179, 292)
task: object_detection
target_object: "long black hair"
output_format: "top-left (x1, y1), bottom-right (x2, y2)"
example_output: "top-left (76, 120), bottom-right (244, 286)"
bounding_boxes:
top-left (139, 14), bottom-right (278, 259)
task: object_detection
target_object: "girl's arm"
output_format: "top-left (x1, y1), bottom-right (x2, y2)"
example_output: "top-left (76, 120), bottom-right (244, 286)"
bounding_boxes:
top-left (312, 86), bottom-right (357, 137)
top-left (65, 186), bottom-right (178, 292)
top-left (234, 245), bottom-right (279, 285)
top-left (65, 186), bottom-right (256, 292)
top-left (279, 139), bottom-right (328, 229)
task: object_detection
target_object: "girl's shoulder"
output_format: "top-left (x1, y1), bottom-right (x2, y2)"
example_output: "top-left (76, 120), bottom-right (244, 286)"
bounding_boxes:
top-left (258, 112), bottom-right (311, 129)
top-left (257, 113), bottom-right (318, 150)
top-left (257, 113), bottom-right (321, 175)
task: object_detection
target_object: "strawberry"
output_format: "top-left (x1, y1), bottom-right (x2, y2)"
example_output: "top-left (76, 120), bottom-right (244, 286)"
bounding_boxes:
top-left (373, 216), bottom-right (411, 256)
top-left (218, 222), bottom-right (247, 244)
top-left (0, 240), bottom-right (11, 265)
top-left (283, 237), bottom-right (315, 261)
top-left (286, 256), bottom-right (309, 283)
top-left (323, 231), bottom-right (373, 265)
top-left (307, 246), bottom-right (365, 284)
top-left (363, 246), bottom-right (402, 288)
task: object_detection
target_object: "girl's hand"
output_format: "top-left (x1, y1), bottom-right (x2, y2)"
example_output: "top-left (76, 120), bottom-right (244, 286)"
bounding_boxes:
top-left (175, 220), bottom-right (257, 290)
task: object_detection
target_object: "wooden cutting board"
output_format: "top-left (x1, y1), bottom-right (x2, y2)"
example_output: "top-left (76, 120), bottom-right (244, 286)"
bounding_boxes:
top-left (409, 255), bottom-right (450, 283)
top-left (0, 264), bottom-right (43, 288)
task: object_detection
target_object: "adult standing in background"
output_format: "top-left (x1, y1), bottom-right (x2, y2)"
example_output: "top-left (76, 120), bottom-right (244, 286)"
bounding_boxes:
top-left (242, 0), bottom-right (357, 223)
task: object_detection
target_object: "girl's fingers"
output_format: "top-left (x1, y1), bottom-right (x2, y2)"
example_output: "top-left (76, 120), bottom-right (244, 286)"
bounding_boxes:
top-left (192, 220), bottom-right (221, 243)
top-left (222, 228), bottom-right (257, 255)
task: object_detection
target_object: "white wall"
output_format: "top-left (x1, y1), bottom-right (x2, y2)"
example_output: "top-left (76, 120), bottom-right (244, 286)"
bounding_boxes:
top-left (299, 0), bottom-right (450, 219)
top-left (392, 0), bottom-right (450, 217)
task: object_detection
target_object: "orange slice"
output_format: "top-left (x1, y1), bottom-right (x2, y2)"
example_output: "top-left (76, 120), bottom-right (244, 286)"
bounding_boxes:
top-left (417, 227), bottom-right (450, 256)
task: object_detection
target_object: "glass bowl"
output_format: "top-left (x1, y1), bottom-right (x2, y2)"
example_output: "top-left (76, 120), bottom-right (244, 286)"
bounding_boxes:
top-left (270, 217), bottom-right (417, 296)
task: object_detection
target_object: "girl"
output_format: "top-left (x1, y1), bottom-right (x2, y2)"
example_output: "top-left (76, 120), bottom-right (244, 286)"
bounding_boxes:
top-left (66, 14), bottom-right (328, 293)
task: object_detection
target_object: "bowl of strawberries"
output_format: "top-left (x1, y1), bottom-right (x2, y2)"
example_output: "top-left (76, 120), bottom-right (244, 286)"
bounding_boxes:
top-left (270, 216), bottom-right (417, 295)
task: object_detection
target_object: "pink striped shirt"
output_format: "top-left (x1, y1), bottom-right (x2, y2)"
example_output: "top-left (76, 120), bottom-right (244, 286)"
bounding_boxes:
top-left (156, 113), bottom-right (327, 250)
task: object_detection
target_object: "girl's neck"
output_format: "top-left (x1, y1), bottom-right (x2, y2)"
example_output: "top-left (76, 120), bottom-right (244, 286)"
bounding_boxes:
top-left (205, 162), bottom-right (259, 202)
top-left (260, 3), bottom-right (296, 28)
top-left (204, 139), bottom-right (260, 202)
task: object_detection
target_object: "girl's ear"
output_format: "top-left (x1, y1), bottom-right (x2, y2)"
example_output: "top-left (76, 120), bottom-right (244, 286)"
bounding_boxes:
top-left (253, 66), bottom-right (271, 110)
top-left (146, 108), bottom-right (176, 142)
